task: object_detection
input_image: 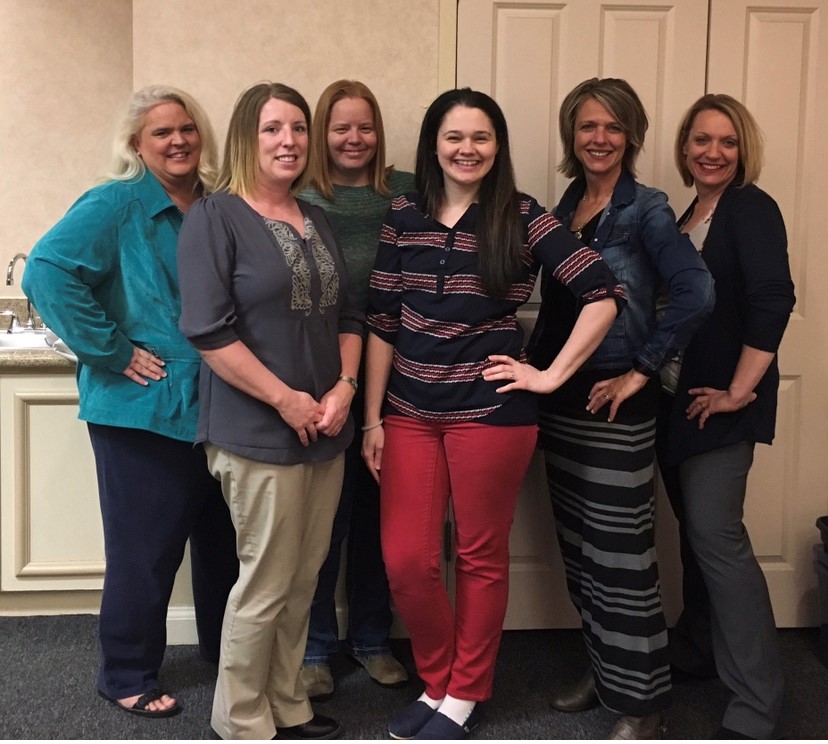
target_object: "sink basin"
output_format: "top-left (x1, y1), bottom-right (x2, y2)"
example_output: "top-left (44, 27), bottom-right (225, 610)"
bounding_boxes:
top-left (0, 330), bottom-right (50, 350)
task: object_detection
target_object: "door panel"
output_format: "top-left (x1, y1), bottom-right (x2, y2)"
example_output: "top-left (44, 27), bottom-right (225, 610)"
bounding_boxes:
top-left (457, 0), bottom-right (707, 214)
top-left (707, 0), bottom-right (828, 626)
top-left (458, 0), bottom-right (708, 629)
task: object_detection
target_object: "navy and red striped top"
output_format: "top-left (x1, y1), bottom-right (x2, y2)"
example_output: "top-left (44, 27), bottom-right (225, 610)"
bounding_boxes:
top-left (367, 193), bottom-right (625, 425)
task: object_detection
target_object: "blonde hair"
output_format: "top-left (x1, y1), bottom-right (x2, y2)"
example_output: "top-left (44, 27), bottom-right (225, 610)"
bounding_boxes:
top-left (216, 82), bottom-right (311, 197)
top-left (108, 85), bottom-right (218, 192)
top-left (674, 93), bottom-right (764, 187)
top-left (304, 80), bottom-right (390, 200)
top-left (558, 78), bottom-right (648, 179)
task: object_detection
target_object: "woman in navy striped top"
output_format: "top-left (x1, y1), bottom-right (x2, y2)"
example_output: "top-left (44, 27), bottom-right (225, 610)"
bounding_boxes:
top-left (362, 88), bottom-right (625, 740)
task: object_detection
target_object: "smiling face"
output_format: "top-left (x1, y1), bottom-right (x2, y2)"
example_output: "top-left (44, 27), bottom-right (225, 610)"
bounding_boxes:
top-left (327, 97), bottom-right (378, 185)
top-left (256, 97), bottom-right (309, 189)
top-left (435, 105), bottom-right (498, 197)
top-left (682, 108), bottom-right (740, 197)
top-left (573, 97), bottom-right (627, 182)
top-left (133, 102), bottom-right (202, 190)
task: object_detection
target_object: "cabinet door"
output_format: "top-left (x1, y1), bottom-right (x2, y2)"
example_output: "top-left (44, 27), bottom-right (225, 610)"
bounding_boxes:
top-left (706, 0), bottom-right (828, 626)
top-left (0, 374), bottom-right (104, 591)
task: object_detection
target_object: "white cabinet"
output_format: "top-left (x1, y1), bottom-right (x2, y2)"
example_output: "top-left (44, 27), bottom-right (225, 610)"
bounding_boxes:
top-left (0, 373), bottom-right (104, 592)
top-left (0, 369), bottom-right (199, 640)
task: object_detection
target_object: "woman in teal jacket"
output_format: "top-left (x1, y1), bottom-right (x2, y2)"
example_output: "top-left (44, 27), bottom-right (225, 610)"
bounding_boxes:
top-left (22, 85), bottom-right (237, 718)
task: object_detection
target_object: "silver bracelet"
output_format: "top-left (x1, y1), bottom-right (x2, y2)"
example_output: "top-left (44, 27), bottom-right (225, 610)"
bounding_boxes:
top-left (337, 375), bottom-right (358, 393)
top-left (361, 418), bottom-right (384, 431)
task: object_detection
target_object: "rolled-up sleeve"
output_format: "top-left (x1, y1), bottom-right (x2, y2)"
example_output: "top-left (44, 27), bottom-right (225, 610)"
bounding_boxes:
top-left (366, 202), bottom-right (405, 343)
top-left (529, 207), bottom-right (626, 313)
top-left (636, 191), bottom-right (715, 374)
top-left (177, 198), bottom-right (242, 351)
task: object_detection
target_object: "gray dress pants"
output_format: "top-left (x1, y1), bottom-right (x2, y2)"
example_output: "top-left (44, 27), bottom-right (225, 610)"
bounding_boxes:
top-left (680, 441), bottom-right (784, 738)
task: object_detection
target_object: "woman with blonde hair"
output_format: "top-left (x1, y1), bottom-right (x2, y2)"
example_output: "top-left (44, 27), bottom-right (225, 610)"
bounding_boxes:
top-left (178, 81), bottom-right (363, 740)
top-left (23, 85), bottom-right (237, 717)
top-left (298, 79), bottom-right (414, 700)
top-left (657, 93), bottom-right (794, 739)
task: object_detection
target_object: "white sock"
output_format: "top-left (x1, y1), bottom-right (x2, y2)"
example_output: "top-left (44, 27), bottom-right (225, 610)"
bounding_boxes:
top-left (437, 695), bottom-right (476, 726)
top-left (418, 692), bottom-right (444, 710)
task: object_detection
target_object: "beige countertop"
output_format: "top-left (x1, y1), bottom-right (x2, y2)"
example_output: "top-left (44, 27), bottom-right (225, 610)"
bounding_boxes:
top-left (0, 348), bottom-right (75, 372)
top-left (0, 296), bottom-right (75, 372)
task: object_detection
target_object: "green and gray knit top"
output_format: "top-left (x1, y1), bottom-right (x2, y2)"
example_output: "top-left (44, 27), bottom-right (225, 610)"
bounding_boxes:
top-left (299, 169), bottom-right (416, 312)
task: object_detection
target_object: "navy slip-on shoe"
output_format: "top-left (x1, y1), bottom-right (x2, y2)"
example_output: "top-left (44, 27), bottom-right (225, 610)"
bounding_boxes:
top-left (413, 705), bottom-right (482, 740)
top-left (388, 700), bottom-right (438, 740)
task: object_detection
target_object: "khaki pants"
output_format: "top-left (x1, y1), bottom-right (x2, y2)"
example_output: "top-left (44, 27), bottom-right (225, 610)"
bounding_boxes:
top-left (205, 445), bottom-right (343, 740)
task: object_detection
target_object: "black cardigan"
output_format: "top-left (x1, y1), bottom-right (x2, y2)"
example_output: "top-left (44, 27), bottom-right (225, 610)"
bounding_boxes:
top-left (663, 183), bottom-right (796, 467)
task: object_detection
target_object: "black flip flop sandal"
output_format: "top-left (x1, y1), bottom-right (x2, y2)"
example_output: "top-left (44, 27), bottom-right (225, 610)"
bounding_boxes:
top-left (98, 687), bottom-right (181, 718)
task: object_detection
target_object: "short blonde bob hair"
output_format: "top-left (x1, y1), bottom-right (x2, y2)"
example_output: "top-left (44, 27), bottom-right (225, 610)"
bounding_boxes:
top-left (674, 93), bottom-right (764, 187)
top-left (305, 79), bottom-right (390, 200)
top-left (217, 82), bottom-right (312, 197)
top-left (108, 84), bottom-right (218, 192)
top-left (558, 77), bottom-right (648, 179)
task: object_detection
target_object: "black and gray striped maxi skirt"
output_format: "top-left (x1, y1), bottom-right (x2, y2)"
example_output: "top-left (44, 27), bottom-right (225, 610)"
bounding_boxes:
top-left (539, 369), bottom-right (671, 715)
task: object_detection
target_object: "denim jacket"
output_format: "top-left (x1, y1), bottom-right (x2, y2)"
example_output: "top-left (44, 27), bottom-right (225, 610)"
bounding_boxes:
top-left (529, 170), bottom-right (714, 376)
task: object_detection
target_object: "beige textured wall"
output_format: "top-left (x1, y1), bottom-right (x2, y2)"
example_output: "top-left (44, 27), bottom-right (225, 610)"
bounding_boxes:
top-left (0, 0), bottom-right (133, 293)
top-left (133, 0), bottom-right (441, 176)
top-left (1, 0), bottom-right (444, 297)
top-left (0, 0), bottom-right (446, 616)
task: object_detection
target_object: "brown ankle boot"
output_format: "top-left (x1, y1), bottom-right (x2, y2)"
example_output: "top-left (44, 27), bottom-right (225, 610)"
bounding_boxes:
top-left (608, 713), bottom-right (666, 740)
top-left (549, 669), bottom-right (598, 712)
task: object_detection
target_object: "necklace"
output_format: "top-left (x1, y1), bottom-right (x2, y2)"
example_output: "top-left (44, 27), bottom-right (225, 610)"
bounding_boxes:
top-left (571, 197), bottom-right (608, 241)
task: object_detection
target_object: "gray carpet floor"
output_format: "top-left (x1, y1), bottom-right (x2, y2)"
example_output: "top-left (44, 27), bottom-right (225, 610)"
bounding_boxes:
top-left (1, 615), bottom-right (826, 739)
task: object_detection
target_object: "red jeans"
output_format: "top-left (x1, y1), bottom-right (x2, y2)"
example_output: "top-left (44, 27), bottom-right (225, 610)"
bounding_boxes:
top-left (380, 415), bottom-right (537, 700)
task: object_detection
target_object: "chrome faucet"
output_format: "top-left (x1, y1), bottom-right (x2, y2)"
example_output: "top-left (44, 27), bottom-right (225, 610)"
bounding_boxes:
top-left (6, 252), bottom-right (27, 286)
top-left (5, 253), bottom-right (36, 330)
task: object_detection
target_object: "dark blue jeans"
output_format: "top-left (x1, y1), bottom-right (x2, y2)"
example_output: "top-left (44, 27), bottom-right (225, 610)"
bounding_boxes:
top-left (89, 424), bottom-right (237, 698)
top-left (304, 425), bottom-right (393, 664)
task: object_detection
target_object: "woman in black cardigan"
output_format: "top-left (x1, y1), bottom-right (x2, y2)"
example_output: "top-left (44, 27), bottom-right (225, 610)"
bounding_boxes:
top-left (657, 94), bottom-right (796, 739)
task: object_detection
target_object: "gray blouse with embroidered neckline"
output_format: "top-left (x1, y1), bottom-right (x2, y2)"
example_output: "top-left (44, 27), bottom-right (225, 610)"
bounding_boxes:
top-left (178, 192), bottom-right (364, 466)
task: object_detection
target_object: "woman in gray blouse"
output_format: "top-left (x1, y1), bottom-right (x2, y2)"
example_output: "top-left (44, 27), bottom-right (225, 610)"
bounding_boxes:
top-left (178, 82), bottom-right (363, 741)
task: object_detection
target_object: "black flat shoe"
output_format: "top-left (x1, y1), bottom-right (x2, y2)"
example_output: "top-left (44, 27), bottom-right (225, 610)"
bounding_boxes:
top-left (388, 701), bottom-right (438, 740)
top-left (414, 706), bottom-right (482, 740)
top-left (274, 714), bottom-right (341, 740)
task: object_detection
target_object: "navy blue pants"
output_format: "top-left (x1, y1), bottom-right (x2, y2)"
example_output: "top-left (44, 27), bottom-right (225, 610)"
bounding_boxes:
top-left (304, 402), bottom-right (393, 664)
top-left (88, 424), bottom-right (238, 699)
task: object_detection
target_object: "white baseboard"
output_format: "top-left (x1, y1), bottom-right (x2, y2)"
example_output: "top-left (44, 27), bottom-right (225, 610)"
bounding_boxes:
top-left (166, 605), bottom-right (409, 646)
top-left (166, 606), bottom-right (198, 645)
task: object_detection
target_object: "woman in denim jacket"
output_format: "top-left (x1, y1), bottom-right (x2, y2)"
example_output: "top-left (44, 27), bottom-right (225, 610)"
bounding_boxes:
top-left (526, 78), bottom-right (714, 739)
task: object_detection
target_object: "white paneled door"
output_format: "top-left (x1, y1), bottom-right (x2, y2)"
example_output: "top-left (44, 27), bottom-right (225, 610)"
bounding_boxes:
top-left (457, 0), bottom-right (828, 628)
top-left (705, 0), bottom-right (828, 626)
